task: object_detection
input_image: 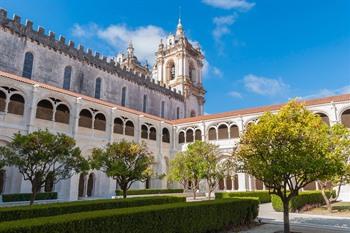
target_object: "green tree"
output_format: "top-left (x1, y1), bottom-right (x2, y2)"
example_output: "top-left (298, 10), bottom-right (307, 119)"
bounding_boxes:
top-left (0, 130), bottom-right (88, 205)
top-left (91, 140), bottom-right (153, 199)
top-left (168, 152), bottom-right (189, 190)
top-left (236, 101), bottom-right (343, 233)
top-left (317, 123), bottom-right (350, 212)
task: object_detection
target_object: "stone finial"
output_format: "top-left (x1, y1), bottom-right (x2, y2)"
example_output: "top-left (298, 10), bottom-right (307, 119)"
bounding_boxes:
top-left (13, 14), bottom-right (21, 24)
top-left (25, 20), bottom-right (33, 31)
top-left (59, 35), bottom-right (66, 44)
top-left (102, 56), bottom-right (107, 62)
top-left (87, 49), bottom-right (92, 56)
top-left (38, 26), bottom-right (45, 35)
top-left (78, 44), bottom-right (84, 51)
top-left (49, 31), bottom-right (55, 40)
top-left (95, 52), bottom-right (100, 58)
top-left (0, 9), bottom-right (8, 22)
top-left (68, 40), bottom-right (75, 48)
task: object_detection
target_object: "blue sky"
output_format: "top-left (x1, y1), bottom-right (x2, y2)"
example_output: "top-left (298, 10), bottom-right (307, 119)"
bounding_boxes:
top-left (1, 0), bottom-right (349, 114)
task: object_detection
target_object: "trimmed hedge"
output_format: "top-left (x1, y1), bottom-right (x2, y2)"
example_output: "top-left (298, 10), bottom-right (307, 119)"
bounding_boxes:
top-left (2, 192), bottom-right (57, 203)
top-left (115, 189), bottom-right (183, 196)
top-left (215, 191), bottom-right (271, 203)
top-left (0, 196), bottom-right (185, 223)
top-left (0, 198), bottom-right (259, 233)
top-left (271, 191), bottom-right (333, 212)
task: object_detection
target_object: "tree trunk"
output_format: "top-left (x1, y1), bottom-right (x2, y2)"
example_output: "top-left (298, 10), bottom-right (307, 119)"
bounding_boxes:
top-left (320, 187), bottom-right (332, 212)
top-left (282, 199), bottom-right (290, 233)
top-left (208, 190), bottom-right (212, 200)
top-left (30, 185), bottom-right (38, 206)
top-left (193, 188), bottom-right (196, 200)
top-left (122, 186), bottom-right (127, 199)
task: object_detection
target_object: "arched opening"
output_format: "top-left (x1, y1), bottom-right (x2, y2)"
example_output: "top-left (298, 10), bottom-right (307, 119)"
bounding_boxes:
top-left (55, 104), bottom-right (70, 124)
top-left (22, 52), bottom-right (34, 79)
top-left (0, 170), bottom-right (5, 194)
top-left (125, 121), bottom-right (134, 136)
top-left (178, 131), bottom-right (185, 144)
top-left (190, 110), bottom-right (196, 117)
top-left (189, 61), bottom-right (195, 82)
top-left (316, 113), bottom-right (330, 126)
top-left (141, 125), bottom-right (148, 139)
top-left (8, 94), bottom-right (25, 115)
top-left (186, 129), bottom-right (194, 143)
top-left (230, 125), bottom-right (239, 139)
top-left (145, 177), bottom-right (151, 189)
top-left (195, 129), bottom-right (202, 141)
top-left (36, 99), bottom-right (53, 121)
top-left (0, 90), bottom-right (5, 112)
top-left (176, 107), bottom-right (180, 119)
top-left (114, 118), bottom-right (124, 134)
top-left (149, 127), bottom-right (157, 141)
top-left (162, 128), bottom-right (170, 143)
top-left (255, 179), bottom-right (264, 190)
top-left (304, 181), bottom-right (317, 191)
top-left (219, 179), bottom-right (224, 190)
top-left (218, 124), bottom-right (229, 140)
top-left (166, 60), bottom-right (175, 81)
top-left (44, 171), bottom-right (54, 192)
top-left (94, 78), bottom-right (102, 99)
top-left (161, 101), bottom-right (165, 118)
top-left (78, 72), bottom-right (84, 93)
top-left (233, 174), bottom-right (239, 190)
top-left (226, 177), bottom-right (232, 190)
top-left (78, 174), bottom-right (85, 198)
top-left (208, 127), bottom-right (217, 141)
top-left (121, 87), bottom-right (127, 107)
top-left (87, 173), bottom-right (94, 197)
top-left (79, 109), bottom-right (93, 128)
top-left (341, 109), bottom-right (350, 128)
top-left (63, 66), bottom-right (72, 90)
top-left (142, 95), bottom-right (147, 113)
top-left (94, 113), bottom-right (106, 131)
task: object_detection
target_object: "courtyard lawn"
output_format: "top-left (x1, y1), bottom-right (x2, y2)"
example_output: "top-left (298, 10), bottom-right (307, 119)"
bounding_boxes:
top-left (304, 202), bottom-right (350, 217)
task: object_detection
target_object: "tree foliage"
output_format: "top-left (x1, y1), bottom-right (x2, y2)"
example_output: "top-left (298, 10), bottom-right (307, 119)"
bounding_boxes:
top-left (0, 130), bottom-right (88, 205)
top-left (236, 101), bottom-right (343, 233)
top-left (91, 140), bottom-right (153, 198)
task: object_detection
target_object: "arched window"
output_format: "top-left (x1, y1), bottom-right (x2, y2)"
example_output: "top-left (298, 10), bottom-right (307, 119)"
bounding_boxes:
top-left (341, 109), bottom-right (350, 128)
top-left (95, 78), bottom-right (102, 99)
top-left (63, 66), bottom-right (72, 90)
top-left (0, 90), bottom-right (5, 112)
top-left (55, 104), bottom-right (70, 124)
top-left (142, 95), bottom-right (147, 113)
top-left (230, 125), bottom-right (239, 139)
top-left (162, 128), bottom-right (170, 143)
top-left (78, 73), bottom-right (84, 93)
top-left (114, 118), bottom-right (124, 134)
top-left (176, 107), bottom-right (180, 119)
top-left (8, 94), bottom-right (25, 115)
top-left (167, 60), bottom-right (175, 81)
top-left (161, 101), bottom-right (165, 118)
top-left (78, 174), bottom-right (85, 198)
top-left (44, 172), bottom-right (54, 192)
top-left (94, 113), bottom-right (106, 131)
top-left (36, 99), bottom-right (53, 121)
top-left (87, 173), bottom-right (94, 197)
top-left (218, 124), bottom-right (229, 140)
top-left (316, 113), bottom-right (330, 126)
top-left (141, 125), bottom-right (148, 139)
top-left (190, 110), bottom-right (196, 117)
top-left (125, 121), bottom-right (135, 136)
top-left (121, 87), bottom-right (127, 107)
top-left (178, 131), bottom-right (185, 144)
top-left (22, 52), bottom-right (34, 79)
top-left (0, 170), bottom-right (5, 194)
top-left (195, 129), bottom-right (202, 141)
top-left (186, 129), bottom-right (194, 143)
top-left (189, 62), bottom-right (195, 82)
top-left (79, 109), bottom-right (93, 128)
top-left (149, 127), bottom-right (157, 141)
top-left (208, 127), bottom-right (217, 141)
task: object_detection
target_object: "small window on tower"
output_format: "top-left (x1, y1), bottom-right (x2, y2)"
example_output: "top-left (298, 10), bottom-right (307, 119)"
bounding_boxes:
top-left (171, 65), bottom-right (175, 80)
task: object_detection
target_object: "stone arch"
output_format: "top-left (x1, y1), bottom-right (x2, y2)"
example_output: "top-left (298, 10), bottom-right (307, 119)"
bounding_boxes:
top-left (141, 125), bottom-right (148, 139)
top-left (0, 89), bottom-right (6, 112)
top-left (186, 128), bottom-right (194, 143)
top-left (94, 113), bottom-right (106, 131)
top-left (255, 179), bottom-right (264, 190)
top-left (121, 86), bottom-right (127, 106)
top-left (87, 173), bottom-right (95, 197)
top-left (162, 128), bottom-right (170, 143)
top-left (125, 120), bottom-right (135, 136)
top-left (78, 173), bottom-right (85, 198)
top-left (208, 127), bottom-right (217, 141)
top-left (8, 94), bottom-right (25, 115)
top-left (230, 125), bottom-right (239, 139)
top-left (114, 117), bottom-right (124, 134)
top-left (190, 110), bottom-right (196, 117)
top-left (79, 109), bottom-right (93, 128)
top-left (149, 127), bottom-right (157, 141)
top-left (55, 103), bottom-right (70, 124)
top-left (178, 131), bottom-right (185, 144)
top-left (315, 112), bottom-right (330, 126)
top-left (0, 169), bottom-right (5, 194)
top-left (341, 108), bottom-right (350, 128)
top-left (166, 60), bottom-right (176, 81)
top-left (189, 60), bottom-right (196, 82)
top-left (36, 99), bottom-right (54, 121)
top-left (95, 78), bottom-right (102, 99)
top-left (22, 51), bottom-right (34, 79)
top-left (63, 66), bottom-right (72, 90)
top-left (142, 94), bottom-right (147, 113)
top-left (218, 124), bottom-right (229, 140)
top-left (195, 129), bottom-right (202, 141)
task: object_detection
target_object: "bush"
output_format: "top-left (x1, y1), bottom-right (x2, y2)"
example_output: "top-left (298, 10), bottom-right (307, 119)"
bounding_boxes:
top-left (271, 191), bottom-right (333, 212)
top-left (215, 191), bottom-right (271, 203)
top-left (0, 196), bottom-right (185, 222)
top-left (2, 192), bottom-right (57, 203)
top-left (0, 198), bottom-right (259, 233)
top-left (115, 189), bottom-right (183, 196)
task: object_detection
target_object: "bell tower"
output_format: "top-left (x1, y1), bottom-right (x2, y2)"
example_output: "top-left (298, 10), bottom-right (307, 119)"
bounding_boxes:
top-left (152, 19), bottom-right (206, 117)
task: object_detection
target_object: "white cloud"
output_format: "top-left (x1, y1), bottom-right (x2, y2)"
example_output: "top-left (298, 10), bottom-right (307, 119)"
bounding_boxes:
top-left (212, 67), bottom-right (223, 77)
top-left (243, 74), bottom-right (289, 96)
top-left (212, 15), bottom-right (237, 41)
top-left (298, 85), bottom-right (350, 100)
top-left (228, 91), bottom-right (242, 98)
top-left (202, 0), bottom-right (255, 11)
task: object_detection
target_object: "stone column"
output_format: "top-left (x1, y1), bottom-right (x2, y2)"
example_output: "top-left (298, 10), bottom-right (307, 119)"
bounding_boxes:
top-left (108, 107), bottom-right (116, 143)
top-left (71, 97), bottom-right (81, 138)
top-left (238, 173), bottom-right (248, 191)
top-left (231, 176), bottom-right (235, 191)
top-left (223, 176), bottom-right (227, 191)
top-left (26, 84), bottom-right (40, 133)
